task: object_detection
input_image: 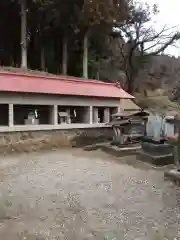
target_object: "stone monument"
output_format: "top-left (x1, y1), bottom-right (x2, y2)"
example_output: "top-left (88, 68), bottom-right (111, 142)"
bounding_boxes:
top-left (140, 115), bottom-right (174, 166)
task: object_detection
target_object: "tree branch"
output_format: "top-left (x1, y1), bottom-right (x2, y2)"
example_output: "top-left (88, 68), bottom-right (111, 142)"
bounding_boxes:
top-left (148, 33), bottom-right (180, 56)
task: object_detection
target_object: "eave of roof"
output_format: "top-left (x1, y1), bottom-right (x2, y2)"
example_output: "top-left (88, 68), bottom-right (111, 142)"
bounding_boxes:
top-left (0, 71), bottom-right (134, 99)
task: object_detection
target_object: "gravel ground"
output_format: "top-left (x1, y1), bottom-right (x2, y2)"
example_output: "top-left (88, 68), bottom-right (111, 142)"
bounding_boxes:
top-left (0, 149), bottom-right (179, 240)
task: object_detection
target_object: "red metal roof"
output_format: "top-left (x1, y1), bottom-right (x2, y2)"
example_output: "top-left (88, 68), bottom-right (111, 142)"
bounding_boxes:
top-left (0, 71), bottom-right (134, 99)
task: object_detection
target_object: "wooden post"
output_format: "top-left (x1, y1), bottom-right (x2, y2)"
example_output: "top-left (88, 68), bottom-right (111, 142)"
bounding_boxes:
top-left (174, 145), bottom-right (179, 167)
top-left (177, 120), bottom-right (180, 171)
top-left (144, 117), bottom-right (148, 136)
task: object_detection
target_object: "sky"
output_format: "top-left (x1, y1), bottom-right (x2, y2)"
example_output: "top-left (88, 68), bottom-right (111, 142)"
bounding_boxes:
top-left (139, 0), bottom-right (180, 56)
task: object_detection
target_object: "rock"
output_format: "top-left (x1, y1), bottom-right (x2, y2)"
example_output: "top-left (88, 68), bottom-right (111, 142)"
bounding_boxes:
top-left (104, 233), bottom-right (117, 240)
top-left (164, 169), bottom-right (180, 182)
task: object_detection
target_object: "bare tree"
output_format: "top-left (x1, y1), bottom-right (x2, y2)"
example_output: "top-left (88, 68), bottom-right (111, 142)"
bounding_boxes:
top-left (116, 2), bottom-right (180, 94)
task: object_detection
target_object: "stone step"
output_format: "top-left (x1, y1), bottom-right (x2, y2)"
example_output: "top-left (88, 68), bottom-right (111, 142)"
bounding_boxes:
top-left (101, 144), bottom-right (140, 157)
top-left (83, 142), bottom-right (111, 151)
top-left (139, 150), bottom-right (174, 166)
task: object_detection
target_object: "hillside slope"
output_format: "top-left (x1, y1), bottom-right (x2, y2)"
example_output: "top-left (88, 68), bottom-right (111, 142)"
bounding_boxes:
top-left (136, 92), bottom-right (180, 114)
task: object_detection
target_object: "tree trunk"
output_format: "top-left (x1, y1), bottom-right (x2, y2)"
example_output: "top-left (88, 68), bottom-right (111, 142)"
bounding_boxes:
top-left (126, 70), bottom-right (135, 95)
top-left (127, 82), bottom-right (134, 95)
top-left (41, 47), bottom-right (45, 71)
top-left (126, 76), bottom-right (134, 94)
top-left (62, 36), bottom-right (68, 75)
top-left (83, 33), bottom-right (88, 79)
top-left (20, 0), bottom-right (27, 69)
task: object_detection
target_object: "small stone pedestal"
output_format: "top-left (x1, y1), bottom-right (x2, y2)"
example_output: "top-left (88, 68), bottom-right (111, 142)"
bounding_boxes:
top-left (140, 141), bottom-right (174, 166)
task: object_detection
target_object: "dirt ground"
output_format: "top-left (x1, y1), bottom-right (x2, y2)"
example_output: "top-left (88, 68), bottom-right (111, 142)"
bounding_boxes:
top-left (0, 149), bottom-right (179, 240)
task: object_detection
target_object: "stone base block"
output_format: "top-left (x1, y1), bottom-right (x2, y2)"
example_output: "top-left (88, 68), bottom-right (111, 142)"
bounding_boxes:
top-left (164, 169), bottom-right (180, 182)
top-left (111, 137), bottom-right (121, 145)
top-left (141, 142), bottom-right (173, 156)
top-left (139, 150), bottom-right (174, 166)
top-left (102, 144), bottom-right (141, 157)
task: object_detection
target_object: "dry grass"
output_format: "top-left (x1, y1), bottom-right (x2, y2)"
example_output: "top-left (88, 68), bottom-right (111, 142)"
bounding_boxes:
top-left (0, 66), bottom-right (83, 81)
top-left (135, 90), bottom-right (180, 114)
top-left (0, 66), bottom-right (59, 77)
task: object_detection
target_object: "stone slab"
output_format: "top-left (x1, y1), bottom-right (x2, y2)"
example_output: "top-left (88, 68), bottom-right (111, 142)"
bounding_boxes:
top-left (164, 169), bottom-right (180, 182)
top-left (141, 142), bottom-right (173, 156)
top-left (139, 150), bottom-right (174, 166)
top-left (101, 144), bottom-right (141, 157)
top-left (83, 142), bottom-right (111, 151)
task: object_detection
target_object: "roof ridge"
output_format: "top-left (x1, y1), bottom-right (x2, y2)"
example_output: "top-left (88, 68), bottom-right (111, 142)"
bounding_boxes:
top-left (0, 71), bottom-right (118, 87)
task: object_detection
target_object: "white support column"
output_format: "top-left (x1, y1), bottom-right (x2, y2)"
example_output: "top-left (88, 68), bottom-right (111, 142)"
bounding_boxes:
top-left (54, 105), bottom-right (58, 125)
top-left (89, 106), bottom-right (93, 124)
top-left (8, 103), bottom-right (14, 127)
top-left (83, 106), bottom-right (93, 124)
top-left (93, 107), bottom-right (99, 123)
top-left (118, 106), bottom-right (122, 113)
top-left (104, 108), bottom-right (110, 123)
top-left (66, 108), bottom-right (71, 124)
top-left (50, 105), bottom-right (58, 125)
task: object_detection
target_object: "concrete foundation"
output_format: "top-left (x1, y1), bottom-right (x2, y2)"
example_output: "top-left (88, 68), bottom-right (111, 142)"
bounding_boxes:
top-left (0, 127), bottom-right (113, 154)
top-left (140, 141), bottom-right (174, 166)
top-left (139, 151), bottom-right (174, 166)
top-left (141, 142), bottom-right (174, 156)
